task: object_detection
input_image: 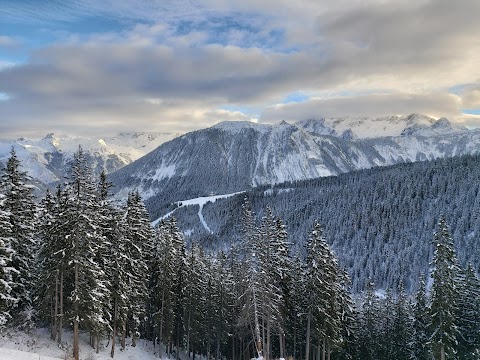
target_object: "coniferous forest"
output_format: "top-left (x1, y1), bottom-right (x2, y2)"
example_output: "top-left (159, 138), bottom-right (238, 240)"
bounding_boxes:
top-left (0, 147), bottom-right (479, 360)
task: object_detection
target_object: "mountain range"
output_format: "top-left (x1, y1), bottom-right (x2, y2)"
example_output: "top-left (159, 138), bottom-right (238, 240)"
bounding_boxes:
top-left (0, 131), bottom-right (180, 188)
top-left (108, 114), bottom-right (478, 220)
top-left (3, 113), bottom-right (479, 292)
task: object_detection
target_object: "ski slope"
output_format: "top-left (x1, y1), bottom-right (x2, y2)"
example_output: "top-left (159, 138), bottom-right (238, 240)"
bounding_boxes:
top-left (152, 191), bottom-right (245, 232)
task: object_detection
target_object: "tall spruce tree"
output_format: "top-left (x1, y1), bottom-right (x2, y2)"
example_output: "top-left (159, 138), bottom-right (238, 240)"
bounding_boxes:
top-left (303, 221), bottom-right (344, 360)
top-left (238, 197), bottom-right (264, 359)
top-left (392, 283), bottom-right (412, 360)
top-left (0, 193), bottom-right (15, 327)
top-left (359, 280), bottom-right (380, 360)
top-left (65, 147), bottom-right (110, 360)
top-left (429, 217), bottom-right (460, 360)
top-left (0, 148), bottom-right (37, 323)
top-left (410, 275), bottom-right (431, 360)
top-left (456, 263), bottom-right (480, 359)
top-left (123, 191), bottom-right (153, 347)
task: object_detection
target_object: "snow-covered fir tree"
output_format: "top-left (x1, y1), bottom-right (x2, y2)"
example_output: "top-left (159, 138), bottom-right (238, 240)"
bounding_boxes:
top-left (64, 147), bottom-right (110, 360)
top-left (410, 275), bottom-right (431, 360)
top-left (123, 190), bottom-right (153, 347)
top-left (302, 221), bottom-right (345, 360)
top-left (456, 263), bottom-right (480, 359)
top-left (359, 280), bottom-right (381, 360)
top-left (0, 148), bottom-right (37, 325)
top-left (429, 217), bottom-right (460, 360)
top-left (0, 193), bottom-right (15, 327)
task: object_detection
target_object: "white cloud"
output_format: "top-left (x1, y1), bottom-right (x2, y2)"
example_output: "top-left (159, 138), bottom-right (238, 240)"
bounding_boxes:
top-left (1, 0), bottom-right (480, 136)
top-left (261, 92), bottom-right (463, 123)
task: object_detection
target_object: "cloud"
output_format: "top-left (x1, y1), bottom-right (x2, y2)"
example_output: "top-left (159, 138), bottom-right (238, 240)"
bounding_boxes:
top-left (459, 83), bottom-right (480, 109)
top-left (1, 0), bottom-right (480, 137)
top-left (0, 35), bottom-right (20, 47)
top-left (260, 92), bottom-right (463, 122)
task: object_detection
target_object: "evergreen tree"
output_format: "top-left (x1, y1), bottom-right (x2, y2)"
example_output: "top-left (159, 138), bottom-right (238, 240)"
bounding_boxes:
top-left (123, 191), bottom-right (153, 347)
top-left (303, 221), bottom-right (344, 360)
top-left (429, 217), bottom-right (460, 360)
top-left (393, 283), bottom-right (412, 360)
top-left (379, 288), bottom-right (395, 359)
top-left (238, 197), bottom-right (263, 359)
top-left (65, 147), bottom-right (110, 360)
top-left (358, 280), bottom-right (380, 360)
top-left (0, 193), bottom-right (15, 327)
top-left (0, 148), bottom-right (37, 322)
top-left (456, 264), bottom-right (480, 359)
top-left (410, 275), bottom-right (431, 360)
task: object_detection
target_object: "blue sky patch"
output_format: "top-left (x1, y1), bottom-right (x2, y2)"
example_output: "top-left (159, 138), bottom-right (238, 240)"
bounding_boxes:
top-left (283, 92), bottom-right (310, 103)
top-left (462, 109), bottom-right (480, 115)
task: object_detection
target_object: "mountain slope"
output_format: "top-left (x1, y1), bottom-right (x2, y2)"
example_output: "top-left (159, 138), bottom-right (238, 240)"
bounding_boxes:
top-left (110, 116), bottom-right (479, 220)
top-left (155, 154), bottom-right (480, 293)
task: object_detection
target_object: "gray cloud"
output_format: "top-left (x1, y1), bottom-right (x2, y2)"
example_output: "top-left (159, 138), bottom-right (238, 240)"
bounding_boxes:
top-left (1, 0), bottom-right (479, 137)
top-left (459, 83), bottom-right (480, 109)
top-left (260, 92), bottom-right (464, 123)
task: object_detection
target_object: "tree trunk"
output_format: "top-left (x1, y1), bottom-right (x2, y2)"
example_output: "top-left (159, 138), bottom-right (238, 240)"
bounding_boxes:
top-left (58, 271), bottom-right (63, 343)
top-left (279, 333), bottom-right (284, 359)
top-left (52, 273), bottom-right (58, 341)
top-left (111, 299), bottom-right (117, 358)
top-left (266, 315), bottom-right (271, 360)
top-left (305, 308), bottom-right (312, 360)
top-left (440, 344), bottom-right (445, 360)
top-left (50, 294), bottom-right (54, 340)
top-left (121, 320), bottom-right (126, 350)
top-left (293, 321), bottom-right (297, 360)
top-left (73, 263), bottom-right (79, 360)
top-left (252, 289), bottom-right (262, 358)
top-left (322, 337), bottom-right (325, 360)
top-left (326, 340), bottom-right (331, 360)
top-left (96, 334), bottom-right (100, 354)
top-left (159, 292), bottom-right (165, 358)
top-left (186, 308), bottom-right (191, 359)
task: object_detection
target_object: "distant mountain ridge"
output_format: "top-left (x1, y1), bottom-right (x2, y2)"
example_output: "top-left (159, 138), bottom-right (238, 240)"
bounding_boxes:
top-left (0, 131), bottom-right (181, 187)
top-left (107, 114), bottom-right (478, 221)
top-left (295, 113), bottom-right (466, 139)
top-left (0, 114), bottom-right (473, 199)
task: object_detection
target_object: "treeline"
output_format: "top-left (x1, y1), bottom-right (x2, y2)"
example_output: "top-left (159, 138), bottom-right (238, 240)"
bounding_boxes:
top-left (0, 147), bottom-right (479, 360)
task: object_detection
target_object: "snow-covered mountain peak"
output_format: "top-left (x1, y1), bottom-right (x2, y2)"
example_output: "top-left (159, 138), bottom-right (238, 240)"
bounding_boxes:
top-left (404, 113), bottom-right (436, 126)
top-left (212, 120), bottom-right (272, 134)
top-left (401, 116), bottom-right (467, 136)
top-left (295, 118), bottom-right (338, 137)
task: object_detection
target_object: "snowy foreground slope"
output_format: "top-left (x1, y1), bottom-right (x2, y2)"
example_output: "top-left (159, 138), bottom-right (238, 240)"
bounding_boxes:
top-left (0, 329), bottom-right (164, 360)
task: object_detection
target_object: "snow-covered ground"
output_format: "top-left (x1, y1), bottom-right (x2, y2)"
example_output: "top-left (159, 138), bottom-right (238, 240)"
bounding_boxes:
top-left (152, 191), bottom-right (245, 232)
top-left (0, 347), bottom-right (61, 360)
top-left (0, 328), bottom-right (166, 360)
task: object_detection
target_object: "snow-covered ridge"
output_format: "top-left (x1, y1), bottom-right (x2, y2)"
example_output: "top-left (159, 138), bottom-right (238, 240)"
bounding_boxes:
top-left (295, 114), bottom-right (467, 139)
top-left (0, 131), bottom-right (182, 186)
top-left (212, 120), bottom-right (272, 134)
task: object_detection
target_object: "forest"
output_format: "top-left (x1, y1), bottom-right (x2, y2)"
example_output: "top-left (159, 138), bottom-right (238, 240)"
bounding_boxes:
top-left (0, 147), bottom-right (479, 360)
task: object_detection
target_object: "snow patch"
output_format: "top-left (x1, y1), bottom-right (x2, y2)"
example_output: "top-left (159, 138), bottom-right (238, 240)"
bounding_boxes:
top-left (152, 191), bottom-right (245, 230)
top-left (152, 164), bottom-right (176, 181)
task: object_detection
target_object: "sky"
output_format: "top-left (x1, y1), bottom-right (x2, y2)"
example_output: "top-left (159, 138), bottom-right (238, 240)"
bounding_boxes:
top-left (1, 0), bottom-right (480, 137)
